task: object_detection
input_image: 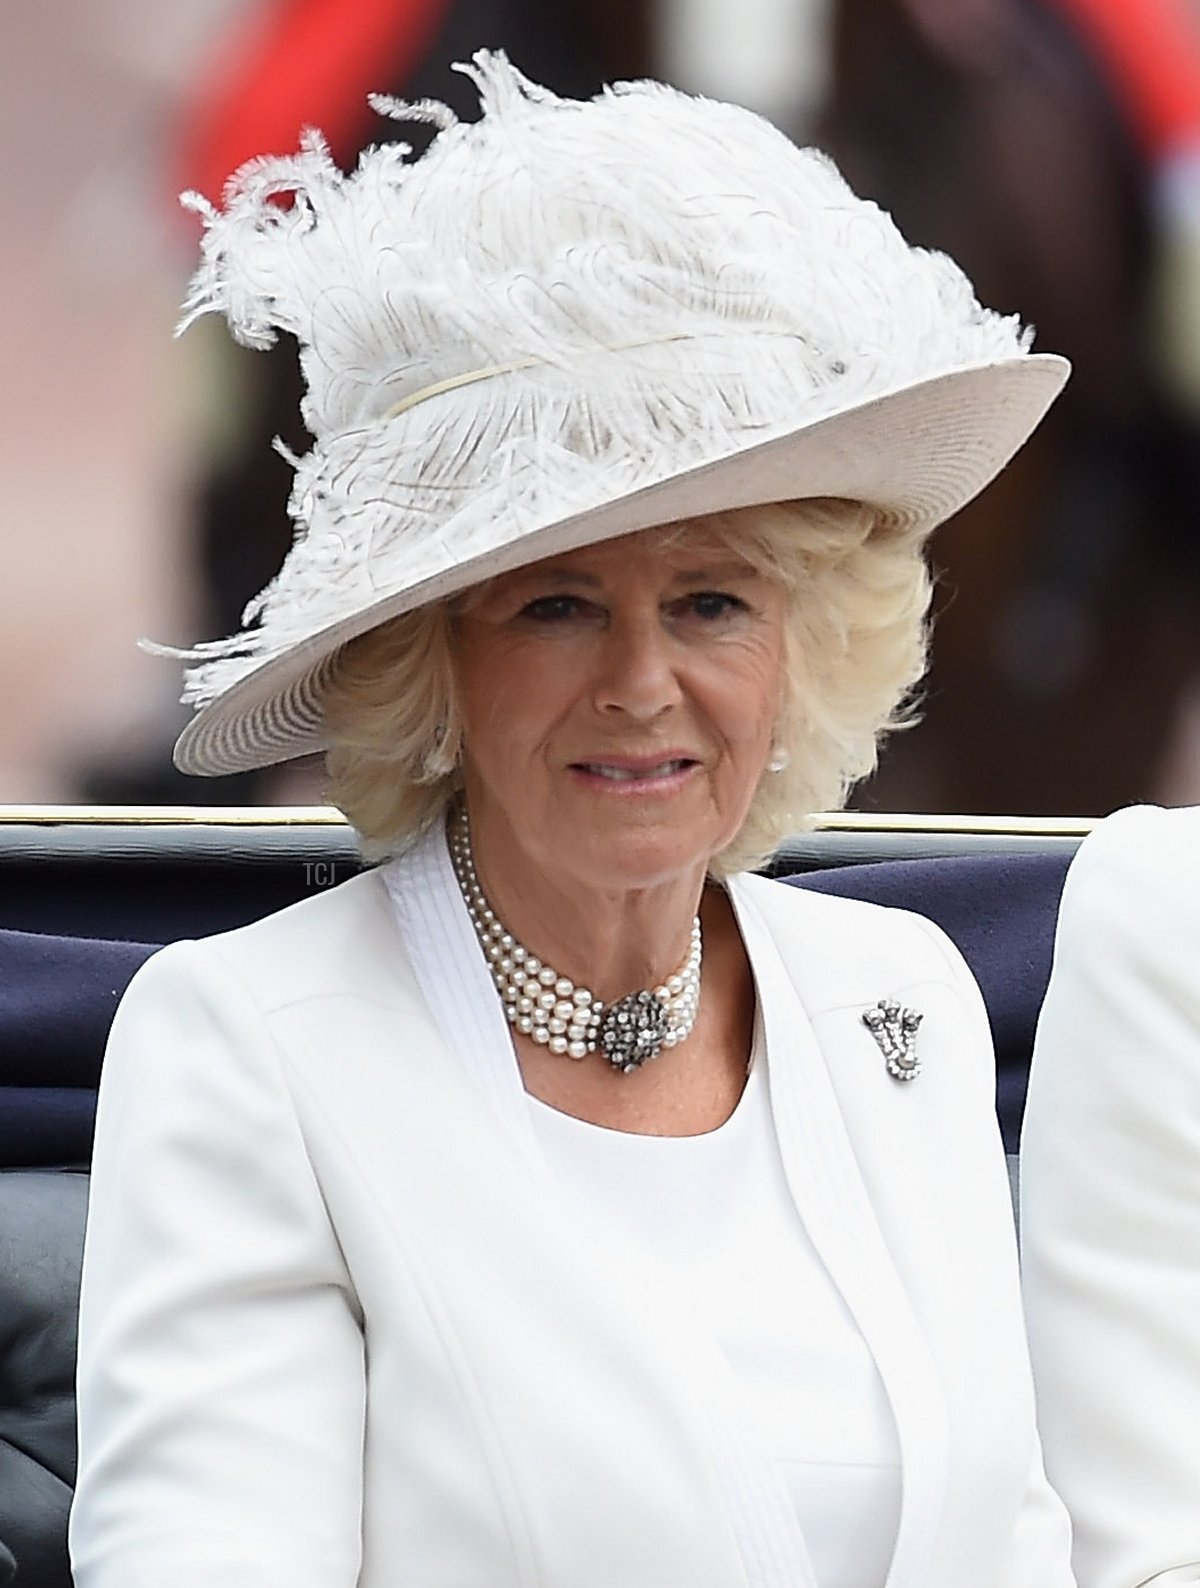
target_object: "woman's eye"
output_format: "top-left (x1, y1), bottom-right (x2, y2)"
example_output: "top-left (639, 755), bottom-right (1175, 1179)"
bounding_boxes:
top-left (519, 595), bottom-right (588, 623)
top-left (680, 591), bottom-right (748, 621)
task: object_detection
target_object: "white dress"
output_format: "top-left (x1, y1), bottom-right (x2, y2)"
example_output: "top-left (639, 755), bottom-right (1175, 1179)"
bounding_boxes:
top-left (528, 1043), bottom-right (902, 1588)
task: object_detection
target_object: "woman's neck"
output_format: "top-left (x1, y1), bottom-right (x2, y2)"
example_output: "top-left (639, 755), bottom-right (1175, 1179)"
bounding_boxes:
top-left (460, 812), bottom-right (707, 1002)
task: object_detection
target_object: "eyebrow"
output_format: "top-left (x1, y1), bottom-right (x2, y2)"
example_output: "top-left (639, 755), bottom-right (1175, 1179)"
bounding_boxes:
top-left (516, 566), bottom-right (603, 588)
top-left (671, 563), bottom-right (761, 583)
top-left (515, 560), bottom-right (760, 588)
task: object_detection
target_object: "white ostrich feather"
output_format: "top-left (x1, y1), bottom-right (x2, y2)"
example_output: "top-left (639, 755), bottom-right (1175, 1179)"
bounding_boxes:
top-left (166, 49), bottom-right (1034, 709)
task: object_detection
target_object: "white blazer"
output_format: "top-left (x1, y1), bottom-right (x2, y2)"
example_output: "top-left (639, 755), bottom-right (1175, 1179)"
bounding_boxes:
top-left (1021, 804), bottom-right (1200, 1588)
top-left (70, 836), bottom-right (1072, 1588)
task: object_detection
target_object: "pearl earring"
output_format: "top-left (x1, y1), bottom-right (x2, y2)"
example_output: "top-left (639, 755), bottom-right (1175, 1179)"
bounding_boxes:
top-left (767, 746), bottom-right (790, 774)
top-left (421, 722), bottom-right (459, 779)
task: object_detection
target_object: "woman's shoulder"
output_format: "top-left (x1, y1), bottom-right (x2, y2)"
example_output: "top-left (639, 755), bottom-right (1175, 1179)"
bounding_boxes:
top-left (1058, 804), bottom-right (1199, 953)
top-left (732, 866), bottom-right (949, 930)
top-left (1070, 802), bottom-right (1199, 876)
top-left (123, 867), bottom-right (401, 1017)
top-left (729, 869), bottom-right (968, 987)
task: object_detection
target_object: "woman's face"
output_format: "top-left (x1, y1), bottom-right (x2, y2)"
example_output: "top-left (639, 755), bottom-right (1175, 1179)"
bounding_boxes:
top-left (453, 522), bottom-right (787, 897)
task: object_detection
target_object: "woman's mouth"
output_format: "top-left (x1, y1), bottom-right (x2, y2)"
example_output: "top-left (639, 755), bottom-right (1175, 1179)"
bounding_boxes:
top-left (570, 756), bottom-right (698, 786)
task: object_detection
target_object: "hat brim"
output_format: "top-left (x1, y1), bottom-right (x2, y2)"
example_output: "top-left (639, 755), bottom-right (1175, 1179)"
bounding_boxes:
top-left (173, 353), bottom-right (1069, 776)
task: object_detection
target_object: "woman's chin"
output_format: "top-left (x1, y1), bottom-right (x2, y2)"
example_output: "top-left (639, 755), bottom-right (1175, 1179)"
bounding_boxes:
top-left (541, 777), bottom-right (745, 890)
top-left (467, 772), bottom-right (740, 893)
top-left (559, 825), bottom-right (722, 895)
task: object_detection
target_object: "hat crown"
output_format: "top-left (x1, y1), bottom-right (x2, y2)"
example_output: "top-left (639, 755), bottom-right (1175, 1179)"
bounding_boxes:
top-left (182, 51), bottom-right (1027, 442)
top-left (166, 51), bottom-right (1056, 762)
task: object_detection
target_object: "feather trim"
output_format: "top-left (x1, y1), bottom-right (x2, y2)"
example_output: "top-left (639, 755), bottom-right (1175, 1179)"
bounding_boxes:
top-left (168, 48), bottom-right (1037, 711)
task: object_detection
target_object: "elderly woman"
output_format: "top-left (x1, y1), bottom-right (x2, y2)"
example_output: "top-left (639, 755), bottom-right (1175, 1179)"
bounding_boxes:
top-left (1022, 804), bottom-right (1200, 1588)
top-left (70, 53), bottom-right (1073, 1588)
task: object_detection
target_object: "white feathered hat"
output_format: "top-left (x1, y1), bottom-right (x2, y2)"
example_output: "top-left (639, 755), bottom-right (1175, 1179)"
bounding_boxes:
top-left (166, 49), bottom-right (1068, 776)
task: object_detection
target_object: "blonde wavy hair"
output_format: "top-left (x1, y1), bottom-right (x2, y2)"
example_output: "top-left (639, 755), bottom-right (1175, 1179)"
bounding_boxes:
top-left (322, 499), bottom-right (932, 875)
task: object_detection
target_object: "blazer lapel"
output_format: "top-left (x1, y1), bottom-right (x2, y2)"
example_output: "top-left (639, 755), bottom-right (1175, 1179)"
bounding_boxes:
top-left (729, 874), bottom-right (950, 1588)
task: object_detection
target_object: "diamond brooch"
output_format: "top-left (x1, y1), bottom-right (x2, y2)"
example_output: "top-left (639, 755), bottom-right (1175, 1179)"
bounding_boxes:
top-left (862, 998), bottom-right (923, 1082)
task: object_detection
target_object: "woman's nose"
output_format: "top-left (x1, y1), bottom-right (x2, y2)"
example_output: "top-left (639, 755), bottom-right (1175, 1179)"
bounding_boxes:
top-left (592, 611), bottom-right (683, 721)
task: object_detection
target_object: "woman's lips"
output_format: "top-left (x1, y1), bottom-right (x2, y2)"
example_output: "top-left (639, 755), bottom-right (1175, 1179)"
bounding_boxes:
top-left (568, 756), bottom-right (699, 789)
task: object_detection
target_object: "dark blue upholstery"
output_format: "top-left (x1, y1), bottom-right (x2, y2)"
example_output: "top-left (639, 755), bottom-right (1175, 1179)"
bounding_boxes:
top-left (789, 851), bottom-right (1074, 1149)
top-left (0, 854), bottom-right (1070, 1170)
top-left (1, 934), bottom-right (154, 1585)
top-left (0, 931), bottom-right (156, 1170)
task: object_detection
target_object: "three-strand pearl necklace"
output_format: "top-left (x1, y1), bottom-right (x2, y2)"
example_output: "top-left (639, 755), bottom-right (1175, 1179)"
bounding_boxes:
top-left (449, 808), bottom-right (702, 1073)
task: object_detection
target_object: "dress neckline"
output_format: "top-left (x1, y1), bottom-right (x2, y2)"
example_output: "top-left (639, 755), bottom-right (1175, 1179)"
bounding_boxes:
top-left (524, 1017), bottom-right (765, 1144)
